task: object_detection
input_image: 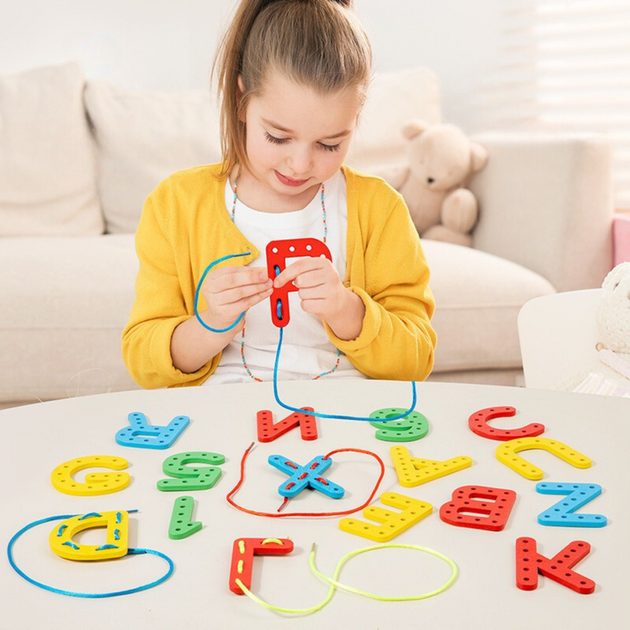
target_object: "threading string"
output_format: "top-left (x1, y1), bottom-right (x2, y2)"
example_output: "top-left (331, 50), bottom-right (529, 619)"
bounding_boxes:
top-left (7, 511), bottom-right (174, 598)
top-left (225, 443), bottom-right (385, 518)
top-left (274, 327), bottom-right (417, 421)
top-left (194, 252), bottom-right (252, 333)
top-left (230, 167), bottom-right (340, 381)
top-left (235, 542), bottom-right (458, 615)
top-left (194, 247), bottom-right (417, 421)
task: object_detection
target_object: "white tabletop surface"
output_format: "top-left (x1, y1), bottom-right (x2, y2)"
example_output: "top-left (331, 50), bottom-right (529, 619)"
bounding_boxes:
top-left (0, 379), bottom-right (628, 630)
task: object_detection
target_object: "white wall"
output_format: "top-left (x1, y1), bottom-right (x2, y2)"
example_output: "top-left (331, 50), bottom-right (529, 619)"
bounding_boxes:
top-left (0, 0), bottom-right (503, 132)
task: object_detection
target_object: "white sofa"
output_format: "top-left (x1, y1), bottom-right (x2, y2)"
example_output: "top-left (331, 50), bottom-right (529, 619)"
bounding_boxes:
top-left (0, 62), bottom-right (614, 407)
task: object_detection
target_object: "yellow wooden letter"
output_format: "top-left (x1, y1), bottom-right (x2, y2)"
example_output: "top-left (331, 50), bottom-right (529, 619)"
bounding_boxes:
top-left (339, 492), bottom-right (432, 542)
top-left (390, 445), bottom-right (472, 487)
top-left (496, 437), bottom-right (592, 480)
top-left (49, 511), bottom-right (129, 561)
top-left (51, 455), bottom-right (130, 496)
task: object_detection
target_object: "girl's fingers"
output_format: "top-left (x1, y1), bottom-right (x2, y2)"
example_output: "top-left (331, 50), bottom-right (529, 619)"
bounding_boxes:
top-left (273, 258), bottom-right (325, 288)
top-left (292, 268), bottom-right (330, 289)
top-left (215, 282), bottom-right (273, 306)
top-left (233, 287), bottom-right (274, 311)
top-left (210, 267), bottom-right (270, 292)
top-left (297, 285), bottom-right (329, 301)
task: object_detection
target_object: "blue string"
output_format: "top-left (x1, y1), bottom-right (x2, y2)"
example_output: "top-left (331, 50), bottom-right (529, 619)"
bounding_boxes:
top-left (273, 326), bottom-right (417, 421)
top-left (7, 511), bottom-right (174, 599)
top-left (193, 251), bottom-right (253, 333)
top-left (195, 252), bottom-right (417, 422)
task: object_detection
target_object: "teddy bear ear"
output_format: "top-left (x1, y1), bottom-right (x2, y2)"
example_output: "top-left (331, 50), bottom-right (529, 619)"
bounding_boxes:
top-left (402, 119), bottom-right (431, 141)
top-left (470, 142), bottom-right (489, 173)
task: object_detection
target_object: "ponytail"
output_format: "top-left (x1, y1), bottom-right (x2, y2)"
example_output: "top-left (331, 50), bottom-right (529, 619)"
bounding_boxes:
top-left (213, 0), bottom-right (371, 178)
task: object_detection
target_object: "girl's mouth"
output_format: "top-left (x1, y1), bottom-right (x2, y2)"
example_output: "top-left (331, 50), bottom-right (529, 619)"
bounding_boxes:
top-left (275, 171), bottom-right (309, 187)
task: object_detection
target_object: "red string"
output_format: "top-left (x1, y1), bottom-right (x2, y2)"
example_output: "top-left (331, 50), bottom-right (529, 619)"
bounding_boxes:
top-left (225, 444), bottom-right (386, 518)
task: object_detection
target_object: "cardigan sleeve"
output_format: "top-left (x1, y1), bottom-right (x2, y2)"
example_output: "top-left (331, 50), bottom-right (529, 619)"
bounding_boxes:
top-left (121, 191), bottom-right (219, 389)
top-left (324, 195), bottom-right (436, 381)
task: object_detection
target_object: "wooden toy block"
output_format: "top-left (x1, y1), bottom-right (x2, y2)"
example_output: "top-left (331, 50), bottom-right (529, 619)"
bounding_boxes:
top-left (49, 511), bottom-right (129, 561)
top-left (390, 446), bottom-right (472, 487)
top-left (496, 437), bottom-right (592, 480)
top-left (268, 454), bottom-right (344, 499)
top-left (468, 406), bottom-right (545, 441)
top-left (266, 238), bottom-right (332, 327)
top-left (51, 455), bottom-right (130, 496)
top-left (515, 537), bottom-right (595, 594)
top-left (369, 408), bottom-right (429, 442)
top-left (168, 496), bottom-right (203, 540)
top-left (439, 485), bottom-right (517, 531)
top-left (229, 538), bottom-right (294, 594)
top-left (339, 492), bottom-right (432, 542)
top-left (115, 411), bottom-right (190, 449)
top-left (537, 482), bottom-right (607, 528)
top-left (257, 408), bottom-right (318, 442)
top-left (157, 452), bottom-right (225, 492)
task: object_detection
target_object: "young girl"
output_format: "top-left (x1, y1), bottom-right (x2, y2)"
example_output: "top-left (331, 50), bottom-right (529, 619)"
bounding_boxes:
top-left (122, 0), bottom-right (436, 388)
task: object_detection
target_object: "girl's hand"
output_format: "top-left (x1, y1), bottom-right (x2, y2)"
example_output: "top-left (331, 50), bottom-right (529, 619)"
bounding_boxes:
top-left (201, 266), bottom-right (273, 332)
top-left (273, 258), bottom-right (365, 340)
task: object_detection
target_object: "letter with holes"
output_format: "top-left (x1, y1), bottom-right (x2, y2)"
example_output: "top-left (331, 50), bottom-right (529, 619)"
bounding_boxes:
top-left (49, 511), bottom-right (129, 561)
top-left (229, 538), bottom-right (294, 594)
top-left (537, 482), bottom-right (607, 528)
top-left (439, 486), bottom-right (517, 531)
top-left (515, 537), bottom-right (595, 594)
top-left (266, 238), bottom-right (332, 327)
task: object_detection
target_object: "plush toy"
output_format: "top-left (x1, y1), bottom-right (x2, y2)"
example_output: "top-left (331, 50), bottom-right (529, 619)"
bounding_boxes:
top-left (569, 263), bottom-right (630, 397)
top-left (379, 120), bottom-right (488, 247)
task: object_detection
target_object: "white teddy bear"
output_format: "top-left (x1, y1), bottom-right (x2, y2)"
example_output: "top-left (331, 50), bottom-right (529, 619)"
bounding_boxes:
top-left (571, 262), bottom-right (630, 397)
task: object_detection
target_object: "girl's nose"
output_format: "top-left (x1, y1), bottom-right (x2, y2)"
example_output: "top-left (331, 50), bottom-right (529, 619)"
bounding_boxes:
top-left (287, 147), bottom-right (313, 175)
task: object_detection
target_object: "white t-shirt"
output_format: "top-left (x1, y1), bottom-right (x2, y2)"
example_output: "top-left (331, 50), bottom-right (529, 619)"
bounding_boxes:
top-left (207, 170), bottom-right (364, 384)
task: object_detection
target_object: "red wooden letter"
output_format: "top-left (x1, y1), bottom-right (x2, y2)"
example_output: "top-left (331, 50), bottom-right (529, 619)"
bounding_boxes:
top-left (229, 538), bottom-right (294, 594)
top-left (257, 408), bottom-right (318, 442)
top-left (266, 238), bottom-right (332, 327)
top-left (468, 406), bottom-right (545, 441)
top-left (515, 537), bottom-right (595, 594)
top-left (439, 485), bottom-right (517, 531)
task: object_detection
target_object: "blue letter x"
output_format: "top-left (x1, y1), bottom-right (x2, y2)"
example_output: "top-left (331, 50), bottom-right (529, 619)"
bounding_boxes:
top-left (268, 454), bottom-right (345, 499)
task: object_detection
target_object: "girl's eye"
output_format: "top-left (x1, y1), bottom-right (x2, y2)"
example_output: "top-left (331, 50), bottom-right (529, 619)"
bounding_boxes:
top-left (265, 132), bottom-right (340, 152)
top-left (265, 132), bottom-right (288, 145)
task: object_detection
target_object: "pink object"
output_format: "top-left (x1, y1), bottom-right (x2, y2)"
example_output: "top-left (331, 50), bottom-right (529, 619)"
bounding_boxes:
top-left (613, 213), bottom-right (630, 266)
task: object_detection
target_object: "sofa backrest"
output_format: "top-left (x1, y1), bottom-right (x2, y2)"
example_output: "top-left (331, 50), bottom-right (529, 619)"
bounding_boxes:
top-left (0, 62), bottom-right (104, 237)
top-left (85, 65), bottom-right (441, 234)
top-left (1, 62), bottom-right (441, 236)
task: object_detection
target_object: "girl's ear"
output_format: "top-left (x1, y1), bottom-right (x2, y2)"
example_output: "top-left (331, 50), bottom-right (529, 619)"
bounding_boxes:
top-left (237, 75), bottom-right (246, 122)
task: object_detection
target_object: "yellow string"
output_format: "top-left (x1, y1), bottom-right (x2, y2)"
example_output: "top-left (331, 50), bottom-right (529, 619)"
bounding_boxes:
top-left (235, 542), bottom-right (458, 615)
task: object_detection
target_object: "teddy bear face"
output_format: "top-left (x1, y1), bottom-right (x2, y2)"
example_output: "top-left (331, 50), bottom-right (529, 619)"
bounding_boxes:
top-left (407, 126), bottom-right (475, 192)
top-left (596, 262), bottom-right (630, 354)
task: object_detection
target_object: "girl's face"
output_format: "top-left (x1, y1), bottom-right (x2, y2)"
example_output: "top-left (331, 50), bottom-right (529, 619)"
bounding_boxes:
top-left (240, 71), bottom-right (363, 204)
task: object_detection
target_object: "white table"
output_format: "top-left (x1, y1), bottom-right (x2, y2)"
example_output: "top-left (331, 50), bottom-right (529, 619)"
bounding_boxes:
top-left (1, 379), bottom-right (628, 629)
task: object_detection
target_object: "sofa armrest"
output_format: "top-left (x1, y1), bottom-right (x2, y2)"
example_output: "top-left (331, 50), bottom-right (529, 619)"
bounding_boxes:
top-left (468, 132), bottom-right (614, 291)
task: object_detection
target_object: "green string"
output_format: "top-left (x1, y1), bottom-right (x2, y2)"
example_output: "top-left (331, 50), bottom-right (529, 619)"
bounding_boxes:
top-left (235, 542), bottom-right (458, 615)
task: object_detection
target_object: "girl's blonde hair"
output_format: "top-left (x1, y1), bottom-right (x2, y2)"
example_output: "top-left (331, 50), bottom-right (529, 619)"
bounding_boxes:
top-left (213, 0), bottom-right (372, 178)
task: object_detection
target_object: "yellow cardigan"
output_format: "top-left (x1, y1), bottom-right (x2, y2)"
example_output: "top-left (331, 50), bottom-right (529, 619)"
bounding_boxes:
top-left (122, 163), bottom-right (436, 388)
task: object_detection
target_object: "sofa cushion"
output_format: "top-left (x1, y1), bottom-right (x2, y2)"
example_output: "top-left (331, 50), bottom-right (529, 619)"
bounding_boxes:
top-left (84, 81), bottom-right (223, 235)
top-left (346, 66), bottom-right (441, 173)
top-left (84, 66), bottom-right (441, 235)
top-left (0, 235), bottom-right (139, 402)
top-left (423, 240), bottom-right (556, 372)
top-left (0, 233), bottom-right (554, 404)
top-left (0, 62), bottom-right (103, 236)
